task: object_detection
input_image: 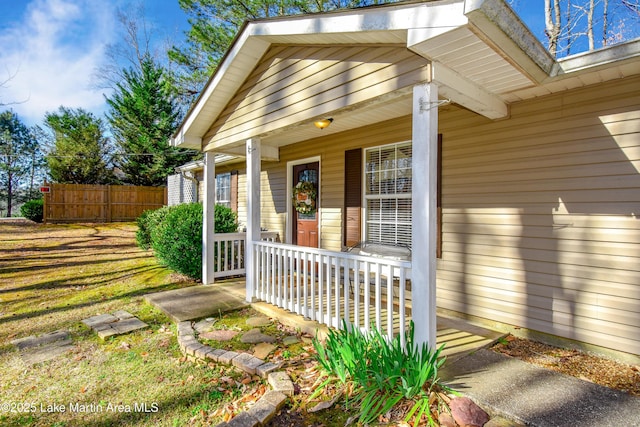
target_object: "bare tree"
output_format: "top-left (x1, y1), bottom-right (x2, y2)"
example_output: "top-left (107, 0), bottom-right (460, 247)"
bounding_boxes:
top-left (92, 2), bottom-right (158, 90)
top-left (0, 68), bottom-right (29, 107)
top-left (541, 0), bottom-right (639, 57)
top-left (621, 0), bottom-right (640, 14)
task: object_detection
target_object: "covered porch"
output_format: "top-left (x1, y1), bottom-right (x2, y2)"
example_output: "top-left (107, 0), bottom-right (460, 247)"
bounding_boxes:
top-left (147, 278), bottom-right (504, 359)
top-left (172, 1), bottom-right (554, 348)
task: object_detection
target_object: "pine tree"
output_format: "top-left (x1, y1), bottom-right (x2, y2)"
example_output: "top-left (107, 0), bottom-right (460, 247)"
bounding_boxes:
top-left (44, 107), bottom-right (113, 185)
top-left (106, 56), bottom-right (194, 187)
top-left (0, 110), bottom-right (41, 217)
top-left (168, 0), bottom-right (398, 104)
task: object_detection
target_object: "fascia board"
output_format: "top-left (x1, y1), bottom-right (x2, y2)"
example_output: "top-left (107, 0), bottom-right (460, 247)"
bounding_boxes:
top-left (464, 0), bottom-right (555, 82)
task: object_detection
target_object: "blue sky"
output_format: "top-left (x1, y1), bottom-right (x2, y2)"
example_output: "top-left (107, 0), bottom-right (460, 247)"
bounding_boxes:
top-left (0, 0), bottom-right (625, 128)
top-left (0, 0), bottom-right (189, 126)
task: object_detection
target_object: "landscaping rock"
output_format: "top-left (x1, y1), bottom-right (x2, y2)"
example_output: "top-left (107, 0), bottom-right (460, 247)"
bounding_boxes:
top-left (194, 318), bottom-right (216, 333)
top-left (282, 335), bottom-right (299, 346)
top-left (246, 316), bottom-right (271, 327)
top-left (253, 343), bottom-right (276, 359)
top-left (240, 328), bottom-right (276, 344)
top-left (438, 412), bottom-right (457, 427)
top-left (450, 397), bottom-right (489, 427)
top-left (200, 330), bottom-right (239, 341)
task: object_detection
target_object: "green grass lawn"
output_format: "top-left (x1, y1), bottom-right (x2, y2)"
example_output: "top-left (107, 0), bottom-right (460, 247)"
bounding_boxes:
top-left (0, 221), bottom-right (250, 426)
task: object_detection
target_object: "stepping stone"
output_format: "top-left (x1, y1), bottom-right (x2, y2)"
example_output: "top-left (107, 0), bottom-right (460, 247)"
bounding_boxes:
top-left (82, 313), bottom-right (118, 328)
top-left (240, 328), bottom-right (276, 344)
top-left (200, 330), bottom-right (239, 341)
top-left (282, 335), bottom-right (299, 346)
top-left (82, 311), bottom-right (148, 340)
top-left (253, 343), bottom-right (276, 359)
top-left (11, 330), bottom-right (73, 365)
top-left (246, 316), bottom-right (271, 327)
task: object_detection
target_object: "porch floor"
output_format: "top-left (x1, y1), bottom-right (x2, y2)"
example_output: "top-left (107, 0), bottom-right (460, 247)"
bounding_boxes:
top-left (146, 278), bottom-right (505, 360)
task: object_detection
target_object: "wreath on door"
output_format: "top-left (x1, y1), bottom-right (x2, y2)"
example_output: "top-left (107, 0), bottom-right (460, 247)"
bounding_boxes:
top-left (292, 181), bottom-right (317, 214)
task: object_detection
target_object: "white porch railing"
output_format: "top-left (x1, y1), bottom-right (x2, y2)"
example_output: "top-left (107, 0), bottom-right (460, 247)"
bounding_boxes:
top-left (213, 232), bottom-right (279, 278)
top-left (251, 240), bottom-right (412, 346)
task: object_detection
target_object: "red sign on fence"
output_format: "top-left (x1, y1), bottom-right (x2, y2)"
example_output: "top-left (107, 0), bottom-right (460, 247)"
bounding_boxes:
top-left (39, 186), bottom-right (51, 193)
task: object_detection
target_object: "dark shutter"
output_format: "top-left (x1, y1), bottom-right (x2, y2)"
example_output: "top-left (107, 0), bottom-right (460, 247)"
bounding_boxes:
top-left (343, 148), bottom-right (362, 248)
top-left (230, 170), bottom-right (238, 213)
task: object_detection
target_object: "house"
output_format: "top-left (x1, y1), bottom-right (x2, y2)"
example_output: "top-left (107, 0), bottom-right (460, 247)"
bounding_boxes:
top-left (171, 0), bottom-right (640, 359)
top-left (167, 156), bottom-right (238, 209)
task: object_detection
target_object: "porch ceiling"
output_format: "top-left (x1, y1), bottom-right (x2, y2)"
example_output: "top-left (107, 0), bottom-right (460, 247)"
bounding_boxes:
top-left (172, 0), bottom-right (640, 154)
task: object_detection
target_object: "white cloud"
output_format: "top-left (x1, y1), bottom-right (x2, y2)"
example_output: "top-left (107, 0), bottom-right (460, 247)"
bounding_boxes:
top-left (0, 0), bottom-right (116, 126)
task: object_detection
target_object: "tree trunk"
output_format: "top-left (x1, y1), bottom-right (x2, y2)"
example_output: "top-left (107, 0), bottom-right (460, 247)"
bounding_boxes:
top-left (6, 171), bottom-right (12, 217)
top-left (587, 0), bottom-right (595, 50)
top-left (545, 0), bottom-right (562, 57)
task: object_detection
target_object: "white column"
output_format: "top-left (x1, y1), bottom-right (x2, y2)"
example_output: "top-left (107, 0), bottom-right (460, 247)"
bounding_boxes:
top-left (412, 83), bottom-right (438, 349)
top-left (202, 152), bottom-right (216, 284)
top-left (245, 138), bottom-right (261, 302)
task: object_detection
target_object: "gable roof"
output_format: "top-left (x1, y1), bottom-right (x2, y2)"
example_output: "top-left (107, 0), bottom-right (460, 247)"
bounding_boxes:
top-left (172, 0), bottom-right (640, 151)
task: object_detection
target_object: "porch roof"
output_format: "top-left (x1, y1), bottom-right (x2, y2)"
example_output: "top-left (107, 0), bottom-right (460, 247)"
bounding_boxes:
top-left (172, 0), bottom-right (640, 153)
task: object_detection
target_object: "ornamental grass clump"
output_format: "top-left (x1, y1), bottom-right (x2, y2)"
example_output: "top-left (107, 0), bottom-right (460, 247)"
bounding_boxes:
top-left (312, 321), bottom-right (452, 426)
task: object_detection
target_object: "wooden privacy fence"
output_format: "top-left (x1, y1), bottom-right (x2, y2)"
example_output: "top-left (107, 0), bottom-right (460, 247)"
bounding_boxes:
top-left (43, 183), bottom-right (167, 223)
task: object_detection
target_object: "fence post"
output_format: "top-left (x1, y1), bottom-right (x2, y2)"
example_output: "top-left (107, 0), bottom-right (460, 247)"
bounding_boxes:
top-left (106, 185), bottom-right (112, 223)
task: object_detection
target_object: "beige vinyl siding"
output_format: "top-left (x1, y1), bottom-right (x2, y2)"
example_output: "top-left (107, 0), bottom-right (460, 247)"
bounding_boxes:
top-left (437, 75), bottom-right (640, 355)
top-left (210, 73), bottom-right (639, 355)
top-left (202, 45), bottom-right (429, 151)
top-left (225, 117), bottom-right (412, 249)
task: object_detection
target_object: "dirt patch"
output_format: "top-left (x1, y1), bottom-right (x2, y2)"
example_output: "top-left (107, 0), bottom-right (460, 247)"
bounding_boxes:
top-left (492, 335), bottom-right (640, 397)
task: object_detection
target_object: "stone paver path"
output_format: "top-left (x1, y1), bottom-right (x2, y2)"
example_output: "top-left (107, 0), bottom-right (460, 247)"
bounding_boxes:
top-left (82, 310), bottom-right (147, 339)
top-left (240, 328), bottom-right (276, 344)
top-left (11, 330), bottom-right (73, 365)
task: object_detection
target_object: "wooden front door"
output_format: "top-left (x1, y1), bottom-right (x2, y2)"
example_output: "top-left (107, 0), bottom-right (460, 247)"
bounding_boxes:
top-left (292, 162), bottom-right (319, 247)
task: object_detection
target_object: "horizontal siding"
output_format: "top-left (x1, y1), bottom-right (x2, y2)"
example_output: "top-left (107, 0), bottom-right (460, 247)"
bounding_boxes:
top-left (203, 45), bottom-right (428, 150)
top-left (211, 73), bottom-right (640, 356)
top-left (437, 75), bottom-right (640, 356)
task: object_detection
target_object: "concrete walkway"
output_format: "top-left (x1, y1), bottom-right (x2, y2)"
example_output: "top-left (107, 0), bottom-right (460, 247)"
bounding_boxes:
top-left (441, 349), bottom-right (640, 427)
top-left (144, 280), bottom-right (248, 322)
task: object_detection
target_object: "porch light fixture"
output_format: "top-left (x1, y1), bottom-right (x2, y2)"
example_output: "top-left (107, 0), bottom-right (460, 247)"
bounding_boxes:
top-left (313, 118), bottom-right (333, 129)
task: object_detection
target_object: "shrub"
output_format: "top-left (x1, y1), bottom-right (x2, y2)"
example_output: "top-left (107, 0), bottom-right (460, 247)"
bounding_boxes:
top-left (135, 206), bottom-right (171, 250)
top-left (138, 203), bottom-right (238, 279)
top-left (151, 203), bottom-right (203, 279)
top-left (21, 199), bottom-right (43, 223)
top-left (312, 321), bottom-right (452, 426)
top-left (214, 204), bottom-right (238, 233)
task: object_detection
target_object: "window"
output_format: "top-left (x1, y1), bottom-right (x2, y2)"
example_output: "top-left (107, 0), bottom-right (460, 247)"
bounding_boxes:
top-left (364, 141), bottom-right (412, 247)
top-left (215, 173), bottom-right (231, 208)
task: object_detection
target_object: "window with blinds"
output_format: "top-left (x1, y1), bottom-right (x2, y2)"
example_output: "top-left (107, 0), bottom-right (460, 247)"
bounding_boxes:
top-left (364, 141), bottom-right (412, 247)
top-left (216, 172), bottom-right (231, 208)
